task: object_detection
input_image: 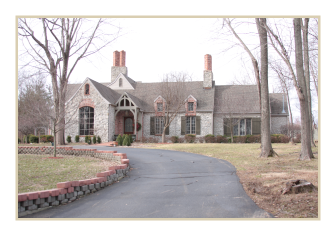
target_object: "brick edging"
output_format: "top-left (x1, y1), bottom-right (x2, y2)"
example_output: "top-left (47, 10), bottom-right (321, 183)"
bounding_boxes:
top-left (18, 153), bottom-right (130, 217)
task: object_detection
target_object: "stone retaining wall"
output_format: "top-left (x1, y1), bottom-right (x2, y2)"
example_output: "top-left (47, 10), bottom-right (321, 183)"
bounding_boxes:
top-left (17, 152), bottom-right (131, 217)
top-left (18, 146), bottom-right (120, 162)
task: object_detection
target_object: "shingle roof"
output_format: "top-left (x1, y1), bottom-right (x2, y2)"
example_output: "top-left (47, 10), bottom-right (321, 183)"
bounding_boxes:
top-left (112, 81), bottom-right (215, 112)
top-left (214, 85), bottom-right (260, 113)
top-left (66, 80), bottom-right (286, 115)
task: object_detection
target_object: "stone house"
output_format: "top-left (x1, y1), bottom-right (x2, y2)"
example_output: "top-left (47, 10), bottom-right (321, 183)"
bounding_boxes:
top-left (65, 51), bottom-right (288, 143)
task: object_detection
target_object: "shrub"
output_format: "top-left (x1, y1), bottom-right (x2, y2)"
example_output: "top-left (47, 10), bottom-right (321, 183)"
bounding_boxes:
top-left (233, 136), bottom-right (247, 143)
top-left (24, 134), bottom-right (33, 143)
top-left (197, 136), bottom-right (205, 143)
top-left (247, 135), bottom-right (261, 143)
top-left (93, 135), bottom-right (97, 144)
top-left (40, 136), bottom-right (47, 143)
top-left (215, 135), bottom-right (228, 143)
top-left (178, 137), bottom-right (185, 143)
top-left (170, 136), bottom-right (179, 143)
top-left (123, 135), bottom-right (131, 146)
top-left (75, 135), bottom-right (79, 143)
top-left (46, 135), bottom-right (54, 142)
top-left (66, 135), bottom-right (72, 143)
top-left (185, 134), bottom-right (196, 143)
top-left (116, 134), bottom-right (123, 146)
top-left (280, 135), bottom-right (290, 143)
top-left (205, 134), bottom-right (215, 143)
top-left (294, 133), bottom-right (301, 143)
top-left (29, 135), bottom-right (39, 143)
top-left (87, 137), bottom-right (92, 145)
top-left (97, 136), bottom-right (101, 144)
top-left (129, 135), bottom-right (133, 144)
top-left (18, 138), bottom-right (21, 144)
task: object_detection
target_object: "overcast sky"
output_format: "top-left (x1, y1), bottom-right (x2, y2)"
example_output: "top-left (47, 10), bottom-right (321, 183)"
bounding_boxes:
top-left (69, 17), bottom-right (250, 85)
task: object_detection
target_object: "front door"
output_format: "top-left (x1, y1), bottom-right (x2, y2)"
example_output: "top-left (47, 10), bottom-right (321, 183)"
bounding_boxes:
top-left (124, 117), bottom-right (134, 134)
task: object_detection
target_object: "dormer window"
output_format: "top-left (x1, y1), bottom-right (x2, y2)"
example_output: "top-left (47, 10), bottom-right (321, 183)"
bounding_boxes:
top-left (188, 102), bottom-right (194, 111)
top-left (119, 78), bottom-right (123, 87)
top-left (85, 84), bottom-right (90, 95)
top-left (157, 103), bottom-right (163, 112)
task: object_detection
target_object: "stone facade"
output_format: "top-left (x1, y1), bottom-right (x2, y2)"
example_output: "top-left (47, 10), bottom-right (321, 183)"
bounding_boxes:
top-left (65, 80), bottom-right (110, 143)
top-left (270, 116), bottom-right (288, 134)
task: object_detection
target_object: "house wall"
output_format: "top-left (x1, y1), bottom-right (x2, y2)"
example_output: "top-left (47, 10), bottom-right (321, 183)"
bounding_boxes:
top-left (65, 80), bottom-right (110, 143)
top-left (142, 112), bottom-right (213, 139)
top-left (270, 116), bottom-right (288, 134)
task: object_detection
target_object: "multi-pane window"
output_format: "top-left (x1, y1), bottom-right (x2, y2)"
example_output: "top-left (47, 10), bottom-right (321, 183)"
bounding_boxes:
top-left (85, 84), bottom-right (89, 95)
top-left (186, 116), bottom-right (196, 134)
top-left (157, 103), bottom-right (163, 111)
top-left (79, 106), bottom-right (94, 135)
top-left (233, 118), bottom-right (252, 136)
top-left (155, 117), bottom-right (164, 134)
top-left (188, 102), bottom-right (194, 111)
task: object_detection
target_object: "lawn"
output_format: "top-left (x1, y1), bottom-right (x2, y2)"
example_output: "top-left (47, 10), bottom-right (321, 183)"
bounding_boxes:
top-left (18, 154), bottom-right (119, 193)
top-left (143, 142), bottom-right (319, 218)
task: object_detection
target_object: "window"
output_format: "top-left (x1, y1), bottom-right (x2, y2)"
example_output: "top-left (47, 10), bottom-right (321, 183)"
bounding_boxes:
top-left (85, 84), bottom-right (90, 95)
top-left (188, 102), bottom-right (194, 111)
top-left (157, 103), bottom-right (163, 112)
top-left (186, 116), bottom-right (196, 134)
top-left (119, 78), bottom-right (122, 87)
top-left (79, 106), bottom-right (94, 135)
top-left (155, 117), bottom-right (164, 134)
top-left (233, 118), bottom-right (252, 136)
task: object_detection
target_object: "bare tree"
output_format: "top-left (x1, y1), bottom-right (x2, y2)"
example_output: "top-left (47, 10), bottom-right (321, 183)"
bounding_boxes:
top-left (256, 18), bottom-right (276, 157)
top-left (18, 71), bottom-right (53, 142)
top-left (293, 18), bottom-right (314, 160)
top-left (223, 18), bottom-right (276, 157)
top-left (158, 72), bottom-right (192, 143)
top-left (18, 18), bottom-right (121, 145)
top-left (270, 61), bottom-right (295, 143)
top-left (265, 19), bottom-right (314, 160)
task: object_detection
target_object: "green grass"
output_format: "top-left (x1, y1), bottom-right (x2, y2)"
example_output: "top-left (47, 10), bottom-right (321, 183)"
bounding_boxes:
top-left (18, 154), bottom-right (119, 193)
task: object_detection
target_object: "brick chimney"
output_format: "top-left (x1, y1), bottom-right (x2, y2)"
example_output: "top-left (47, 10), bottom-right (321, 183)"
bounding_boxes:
top-left (111, 50), bottom-right (128, 82)
top-left (203, 54), bottom-right (213, 89)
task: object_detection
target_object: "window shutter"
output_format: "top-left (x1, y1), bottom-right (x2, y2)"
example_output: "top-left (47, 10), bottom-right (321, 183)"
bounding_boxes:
top-left (196, 116), bottom-right (201, 135)
top-left (181, 116), bottom-right (186, 135)
top-left (164, 117), bottom-right (169, 135)
top-left (150, 117), bottom-right (155, 135)
top-left (252, 118), bottom-right (261, 135)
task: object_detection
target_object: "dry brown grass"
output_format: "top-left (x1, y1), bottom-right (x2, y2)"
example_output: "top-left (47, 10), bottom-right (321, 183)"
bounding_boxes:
top-left (18, 154), bottom-right (120, 193)
top-left (143, 142), bottom-right (319, 218)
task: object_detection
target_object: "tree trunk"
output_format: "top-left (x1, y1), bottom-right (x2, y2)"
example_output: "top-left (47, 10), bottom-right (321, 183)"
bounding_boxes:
top-left (256, 18), bottom-right (276, 157)
top-left (302, 18), bottom-right (315, 147)
top-left (162, 126), bottom-right (166, 143)
top-left (293, 18), bottom-right (314, 161)
top-left (53, 123), bottom-right (57, 157)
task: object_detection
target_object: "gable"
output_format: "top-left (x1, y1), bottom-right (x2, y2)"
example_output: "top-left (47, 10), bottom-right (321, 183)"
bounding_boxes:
top-left (108, 73), bottom-right (135, 90)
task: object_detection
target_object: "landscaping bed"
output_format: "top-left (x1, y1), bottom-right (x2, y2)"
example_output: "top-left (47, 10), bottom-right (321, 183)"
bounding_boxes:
top-left (18, 154), bottom-right (120, 193)
top-left (145, 143), bottom-right (318, 218)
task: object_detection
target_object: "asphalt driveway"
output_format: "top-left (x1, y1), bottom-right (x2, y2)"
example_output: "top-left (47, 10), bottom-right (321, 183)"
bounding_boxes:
top-left (22, 146), bottom-right (273, 218)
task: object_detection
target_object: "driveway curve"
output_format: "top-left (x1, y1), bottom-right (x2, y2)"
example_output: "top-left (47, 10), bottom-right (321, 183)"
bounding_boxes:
top-left (23, 146), bottom-right (273, 218)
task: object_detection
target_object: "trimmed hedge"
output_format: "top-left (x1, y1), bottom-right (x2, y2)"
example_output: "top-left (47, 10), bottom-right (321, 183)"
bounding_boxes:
top-left (66, 135), bottom-right (72, 143)
top-left (97, 136), bottom-right (102, 144)
top-left (205, 134), bottom-right (215, 143)
top-left (170, 136), bottom-right (179, 143)
top-left (29, 135), bottom-right (39, 143)
top-left (75, 135), bottom-right (79, 143)
top-left (185, 134), bottom-right (196, 143)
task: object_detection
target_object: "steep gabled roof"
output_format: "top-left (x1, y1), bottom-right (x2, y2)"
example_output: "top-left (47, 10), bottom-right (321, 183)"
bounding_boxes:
top-left (65, 78), bottom-right (119, 105)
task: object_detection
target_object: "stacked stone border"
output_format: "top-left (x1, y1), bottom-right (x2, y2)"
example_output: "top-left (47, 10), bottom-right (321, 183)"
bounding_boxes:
top-left (18, 149), bottom-right (130, 217)
top-left (18, 146), bottom-right (121, 161)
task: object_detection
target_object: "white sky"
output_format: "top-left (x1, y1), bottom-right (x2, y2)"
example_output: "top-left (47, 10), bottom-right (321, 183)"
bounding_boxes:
top-left (69, 18), bottom-right (244, 85)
